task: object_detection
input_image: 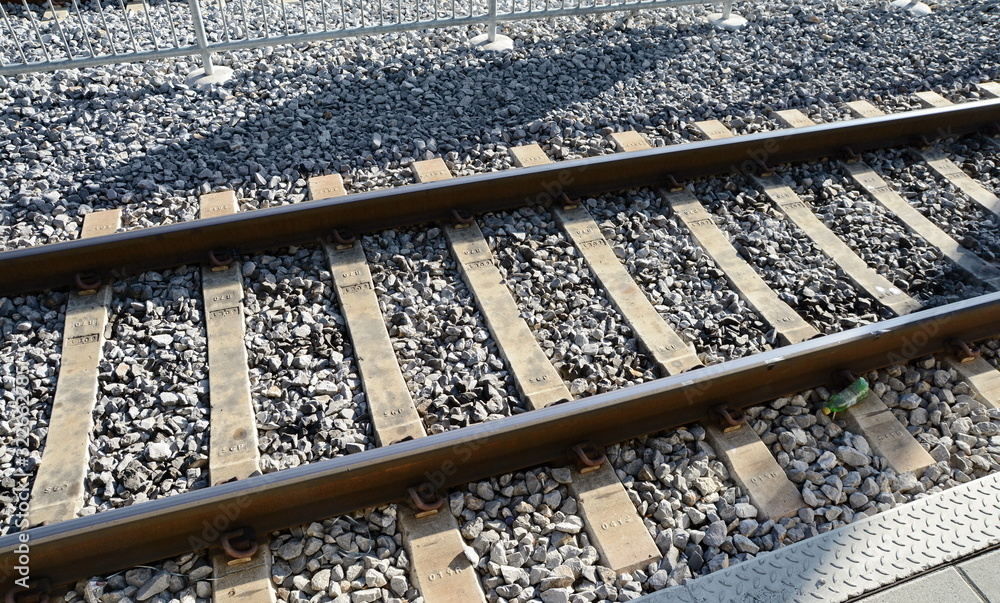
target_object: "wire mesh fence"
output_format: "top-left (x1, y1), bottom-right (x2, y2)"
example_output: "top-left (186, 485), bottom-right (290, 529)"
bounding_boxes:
top-left (0, 0), bottom-right (716, 76)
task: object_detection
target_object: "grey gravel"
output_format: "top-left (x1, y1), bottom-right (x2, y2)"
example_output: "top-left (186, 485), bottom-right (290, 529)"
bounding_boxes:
top-left (363, 227), bottom-right (527, 433)
top-left (941, 134), bottom-right (1000, 208)
top-left (83, 267), bottom-right (210, 514)
top-left (761, 355), bottom-right (1000, 524)
top-left (452, 468), bottom-right (629, 602)
top-left (135, 570), bottom-right (172, 601)
top-left (65, 554), bottom-right (213, 603)
top-left (0, 290), bottom-right (65, 535)
top-left (479, 206), bottom-right (656, 396)
top-left (866, 147), bottom-right (1000, 262)
top-left (785, 159), bottom-right (991, 307)
top-left (584, 189), bottom-right (774, 365)
top-left (0, 0), bottom-right (997, 251)
top-left (608, 424), bottom-right (796, 594)
top-left (268, 510), bottom-right (419, 603)
top-left (688, 173), bottom-right (888, 333)
top-left (603, 349), bottom-right (1000, 594)
top-left (242, 245), bottom-right (371, 472)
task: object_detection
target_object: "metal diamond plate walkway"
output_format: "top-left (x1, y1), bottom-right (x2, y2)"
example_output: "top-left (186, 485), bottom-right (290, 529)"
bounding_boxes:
top-left (638, 473), bottom-right (1000, 602)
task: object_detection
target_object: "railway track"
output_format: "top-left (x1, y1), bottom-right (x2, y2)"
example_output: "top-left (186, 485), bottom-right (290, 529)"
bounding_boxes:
top-left (2, 86), bottom-right (1000, 603)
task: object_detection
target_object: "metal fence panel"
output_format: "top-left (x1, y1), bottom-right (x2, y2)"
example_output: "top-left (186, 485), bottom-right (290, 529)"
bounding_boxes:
top-left (0, 0), bottom-right (714, 76)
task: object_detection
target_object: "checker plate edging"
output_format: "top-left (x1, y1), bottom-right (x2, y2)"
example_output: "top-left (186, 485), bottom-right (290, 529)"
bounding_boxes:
top-left (639, 473), bottom-right (1000, 602)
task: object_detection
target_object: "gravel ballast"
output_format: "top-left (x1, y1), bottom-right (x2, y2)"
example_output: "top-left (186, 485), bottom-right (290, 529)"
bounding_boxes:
top-left (2, 0), bottom-right (1000, 600)
top-left (0, 291), bottom-right (65, 536)
top-left (942, 135), bottom-right (1000, 206)
top-left (687, 174), bottom-right (889, 333)
top-left (864, 147), bottom-right (1000, 261)
top-left (242, 246), bottom-right (372, 472)
top-left (478, 207), bottom-right (656, 397)
top-left (785, 159), bottom-right (992, 307)
top-left (584, 189), bottom-right (774, 364)
top-left (268, 510), bottom-right (419, 603)
top-left (84, 267), bottom-right (210, 514)
top-left (452, 469), bottom-right (631, 603)
top-left (363, 227), bottom-right (528, 433)
top-left (607, 351), bottom-right (1000, 594)
top-left (0, 1), bottom-right (998, 249)
top-left (65, 554), bottom-right (214, 603)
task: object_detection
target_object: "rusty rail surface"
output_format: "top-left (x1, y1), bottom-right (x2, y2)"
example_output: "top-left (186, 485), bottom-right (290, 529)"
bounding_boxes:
top-left (2, 291), bottom-right (998, 590)
top-left (0, 99), bottom-right (999, 296)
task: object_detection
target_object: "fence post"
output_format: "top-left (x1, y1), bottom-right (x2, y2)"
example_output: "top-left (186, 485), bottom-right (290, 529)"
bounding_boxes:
top-left (185, 0), bottom-right (233, 86)
top-left (709, 0), bottom-right (746, 29)
top-left (470, 0), bottom-right (511, 50)
top-left (488, 0), bottom-right (497, 42)
top-left (188, 0), bottom-right (214, 75)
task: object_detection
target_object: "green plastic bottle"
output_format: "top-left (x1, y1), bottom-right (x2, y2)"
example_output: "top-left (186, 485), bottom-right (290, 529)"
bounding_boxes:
top-left (822, 377), bottom-right (869, 415)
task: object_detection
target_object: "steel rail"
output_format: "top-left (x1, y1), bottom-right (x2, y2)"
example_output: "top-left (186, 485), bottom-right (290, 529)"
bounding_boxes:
top-left (1, 99), bottom-right (999, 296)
top-left (2, 292), bottom-right (998, 591)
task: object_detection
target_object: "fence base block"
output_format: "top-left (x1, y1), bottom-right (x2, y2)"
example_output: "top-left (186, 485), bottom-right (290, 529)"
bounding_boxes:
top-left (470, 33), bottom-right (513, 51)
top-left (187, 65), bottom-right (234, 88)
top-left (891, 0), bottom-right (931, 15)
top-left (708, 12), bottom-right (747, 30)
